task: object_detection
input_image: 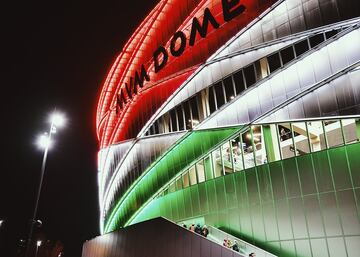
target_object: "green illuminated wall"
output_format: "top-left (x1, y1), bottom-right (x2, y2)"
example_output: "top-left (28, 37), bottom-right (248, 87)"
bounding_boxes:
top-left (104, 127), bottom-right (241, 232)
top-left (131, 143), bottom-right (360, 257)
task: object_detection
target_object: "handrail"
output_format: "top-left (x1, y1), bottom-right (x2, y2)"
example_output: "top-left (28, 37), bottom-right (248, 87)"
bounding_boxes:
top-left (208, 225), bottom-right (277, 257)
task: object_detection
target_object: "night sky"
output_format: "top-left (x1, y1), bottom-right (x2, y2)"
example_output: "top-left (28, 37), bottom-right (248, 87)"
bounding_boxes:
top-left (0, 0), bottom-right (158, 256)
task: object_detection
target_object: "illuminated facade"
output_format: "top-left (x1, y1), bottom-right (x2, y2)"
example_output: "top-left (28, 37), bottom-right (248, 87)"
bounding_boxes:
top-left (95, 1), bottom-right (360, 256)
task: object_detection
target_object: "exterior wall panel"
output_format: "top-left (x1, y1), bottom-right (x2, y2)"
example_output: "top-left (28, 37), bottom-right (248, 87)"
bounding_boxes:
top-left (83, 218), bottom-right (243, 257)
top-left (131, 144), bottom-right (360, 257)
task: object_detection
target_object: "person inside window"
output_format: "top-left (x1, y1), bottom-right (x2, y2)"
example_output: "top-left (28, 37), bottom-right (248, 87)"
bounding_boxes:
top-left (189, 224), bottom-right (195, 232)
top-left (232, 241), bottom-right (239, 252)
top-left (195, 224), bottom-right (202, 234)
top-left (201, 225), bottom-right (209, 237)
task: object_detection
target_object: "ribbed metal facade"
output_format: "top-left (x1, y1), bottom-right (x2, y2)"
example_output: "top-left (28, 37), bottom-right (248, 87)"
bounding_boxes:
top-left (94, 0), bottom-right (360, 256)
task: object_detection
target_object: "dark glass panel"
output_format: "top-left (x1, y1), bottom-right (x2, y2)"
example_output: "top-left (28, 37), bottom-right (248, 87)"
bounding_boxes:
top-left (223, 76), bottom-right (235, 102)
top-left (309, 33), bottom-right (325, 48)
top-left (325, 29), bottom-right (340, 39)
top-left (183, 101), bottom-right (192, 130)
top-left (294, 39), bottom-right (309, 57)
top-left (214, 82), bottom-right (225, 109)
top-left (267, 52), bottom-right (282, 73)
top-left (176, 105), bottom-right (184, 131)
top-left (149, 125), bottom-right (154, 135)
top-left (254, 60), bottom-right (262, 81)
top-left (280, 46), bottom-right (295, 65)
top-left (243, 65), bottom-right (256, 87)
top-left (154, 121), bottom-right (159, 134)
top-left (208, 86), bottom-right (216, 114)
top-left (165, 114), bottom-right (171, 133)
top-left (170, 109), bottom-right (177, 132)
top-left (233, 70), bottom-right (245, 94)
top-left (190, 96), bottom-right (199, 125)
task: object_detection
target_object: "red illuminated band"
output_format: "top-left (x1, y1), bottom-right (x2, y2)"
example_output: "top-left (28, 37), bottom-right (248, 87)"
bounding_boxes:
top-left (116, 0), bottom-right (246, 111)
top-left (97, 0), bottom-right (278, 148)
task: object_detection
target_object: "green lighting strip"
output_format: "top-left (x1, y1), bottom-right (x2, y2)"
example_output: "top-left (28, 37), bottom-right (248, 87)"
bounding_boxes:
top-left (104, 127), bottom-right (240, 233)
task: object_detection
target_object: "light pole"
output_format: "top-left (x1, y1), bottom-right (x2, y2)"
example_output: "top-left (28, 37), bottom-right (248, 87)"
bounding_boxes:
top-left (25, 111), bottom-right (66, 257)
top-left (35, 240), bottom-right (41, 257)
top-left (0, 219), bottom-right (4, 233)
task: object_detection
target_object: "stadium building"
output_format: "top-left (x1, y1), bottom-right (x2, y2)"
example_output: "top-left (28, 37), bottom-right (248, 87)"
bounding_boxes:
top-left (84, 0), bottom-right (360, 256)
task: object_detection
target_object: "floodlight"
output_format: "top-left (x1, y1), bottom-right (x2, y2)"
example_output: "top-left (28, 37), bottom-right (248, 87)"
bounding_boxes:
top-left (50, 112), bottom-right (66, 128)
top-left (36, 133), bottom-right (52, 150)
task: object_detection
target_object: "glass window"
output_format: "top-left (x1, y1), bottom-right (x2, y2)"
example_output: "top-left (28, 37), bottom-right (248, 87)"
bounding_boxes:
top-left (254, 60), bottom-right (262, 81)
top-left (267, 52), bottom-right (282, 73)
top-left (158, 117), bottom-right (165, 134)
top-left (255, 58), bottom-right (269, 81)
top-left (280, 46), bottom-right (295, 65)
top-left (342, 119), bottom-right (359, 144)
top-left (252, 125), bottom-right (267, 165)
top-left (189, 166), bottom-right (197, 185)
top-left (244, 65), bottom-right (256, 87)
top-left (292, 122), bottom-right (310, 156)
top-left (183, 101), bottom-right (192, 130)
top-left (162, 114), bottom-right (171, 133)
top-left (196, 91), bottom-right (206, 122)
top-left (214, 82), bottom-right (225, 109)
top-left (166, 114), bottom-right (171, 133)
top-left (169, 182), bottom-right (176, 193)
top-left (170, 109), bottom-right (177, 132)
top-left (233, 70), bottom-right (246, 95)
top-left (325, 29), bottom-right (340, 39)
top-left (176, 176), bottom-right (183, 190)
top-left (190, 96), bottom-right (200, 126)
top-left (231, 136), bottom-right (244, 171)
top-left (149, 125), bottom-right (154, 135)
top-left (294, 39), bottom-right (309, 57)
top-left (309, 33), bottom-right (325, 48)
top-left (221, 141), bottom-right (233, 174)
top-left (307, 121), bottom-right (327, 152)
top-left (208, 86), bottom-right (216, 114)
top-left (223, 76), bottom-right (235, 102)
top-left (204, 155), bottom-right (214, 180)
top-left (176, 105), bottom-right (184, 131)
top-left (324, 120), bottom-right (344, 148)
top-left (154, 120), bottom-right (159, 134)
top-left (196, 160), bottom-right (205, 183)
top-left (182, 171), bottom-right (190, 188)
top-left (212, 149), bottom-right (223, 177)
top-left (278, 123), bottom-right (295, 159)
top-left (241, 130), bottom-right (255, 168)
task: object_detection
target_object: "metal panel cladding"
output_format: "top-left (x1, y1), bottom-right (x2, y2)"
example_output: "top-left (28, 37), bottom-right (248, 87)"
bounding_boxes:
top-left (96, 0), bottom-right (278, 148)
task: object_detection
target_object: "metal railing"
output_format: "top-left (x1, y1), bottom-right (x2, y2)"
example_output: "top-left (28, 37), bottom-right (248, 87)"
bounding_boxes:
top-left (208, 225), bottom-right (277, 257)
